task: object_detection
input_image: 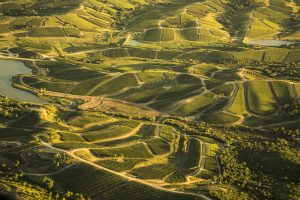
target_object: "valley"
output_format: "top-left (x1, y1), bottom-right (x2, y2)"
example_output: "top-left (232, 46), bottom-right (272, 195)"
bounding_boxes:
top-left (0, 0), bottom-right (299, 200)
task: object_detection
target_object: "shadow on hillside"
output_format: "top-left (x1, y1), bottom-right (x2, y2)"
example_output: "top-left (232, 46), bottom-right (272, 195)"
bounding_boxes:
top-left (0, 0), bottom-right (81, 16)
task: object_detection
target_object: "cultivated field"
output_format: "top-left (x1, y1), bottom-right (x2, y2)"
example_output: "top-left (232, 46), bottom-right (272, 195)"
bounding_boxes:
top-left (0, 0), bottom-right (299, 199)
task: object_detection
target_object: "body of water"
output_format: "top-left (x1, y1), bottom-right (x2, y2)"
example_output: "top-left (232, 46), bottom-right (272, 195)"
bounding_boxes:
top-left (0, 60), bottom-right (47, 103)
top-left (127, 39), bottom-right (141, 47)
top-left (246, 40), bottom-right (294, 46)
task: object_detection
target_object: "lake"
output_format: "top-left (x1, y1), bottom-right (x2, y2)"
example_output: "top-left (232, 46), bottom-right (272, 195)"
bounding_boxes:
top-left (0, 60), bottom-right (47, 103)
top-left (245, 40), bottom-right (294, 46)
top-left (127, 39), bottom-right (141, 47)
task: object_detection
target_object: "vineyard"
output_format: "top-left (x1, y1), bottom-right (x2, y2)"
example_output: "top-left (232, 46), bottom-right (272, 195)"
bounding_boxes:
top-left (0, 0), bottom-right (299, 199)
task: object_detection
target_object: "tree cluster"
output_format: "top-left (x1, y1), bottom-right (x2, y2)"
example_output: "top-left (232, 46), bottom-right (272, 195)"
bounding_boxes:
top-left (0, 96), bottom-right (25, 120)
top-left (282, 100), bottom-right (300, 117)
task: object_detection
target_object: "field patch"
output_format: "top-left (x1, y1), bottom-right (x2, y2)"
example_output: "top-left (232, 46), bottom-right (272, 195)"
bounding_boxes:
top-left (246, 81), bottom-right (277, 115)
top-left (92, 143), bottom-right (153, 159)
top-left (172, 93), bottom-right (216, 117)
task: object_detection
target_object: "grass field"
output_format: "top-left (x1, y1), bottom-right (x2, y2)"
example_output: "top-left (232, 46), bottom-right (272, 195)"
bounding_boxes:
top-left (246, 81), bottom-right (277, 115)
top-left (136, 124), bottom-right (157, 138)
top-left (51, 163), bottom-right (203, 200)
top-left (229, 83), bottom-right (248, 115)
top-left (92, 143), bottom-right (154, 159)
top-left (183, 138), bottom-right (202, 169)
top-left (82, 126), bottom-right (133, 142)
top-left (67, 113), bottom-right (112, 128)
top-left (211, 84), bottom-right (234, 96)
top-left (271, 81), bottom-right (294, 104)
top-left (96, 159), bottom-right (146, 172)
top-left (172, 93), bottom-right (216, 117)
top-left (201, 112), bottom-right (240, 124)
top-left (131, 164), bottom-right (177, 180)
top-left (146, 138), bottom-right (171, 155)
top-left (91, 74), bottom-right (139, 95)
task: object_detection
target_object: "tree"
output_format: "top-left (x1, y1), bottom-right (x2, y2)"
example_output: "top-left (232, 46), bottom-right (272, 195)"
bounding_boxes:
top-left (114, 154), bottom-right (124, 162)
top-left (15, 160), bottom-right (20, 167)
top-left (43, 177), bottom-right (54, 189)
top-left (183, 133), bottom-right (188, 153)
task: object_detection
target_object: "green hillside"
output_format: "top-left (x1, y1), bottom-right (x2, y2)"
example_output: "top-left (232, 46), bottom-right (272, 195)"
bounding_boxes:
top-left (0, 0), bottom-right (299, 200)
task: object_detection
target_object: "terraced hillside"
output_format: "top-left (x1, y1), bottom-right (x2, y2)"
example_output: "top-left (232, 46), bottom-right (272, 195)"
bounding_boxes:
top-left (0, 0), bottom-right (299, 200)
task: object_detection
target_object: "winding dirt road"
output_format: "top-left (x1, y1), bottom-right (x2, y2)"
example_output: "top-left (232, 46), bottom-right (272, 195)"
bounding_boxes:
top-left (35, 135), bottom-right (213, 200)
